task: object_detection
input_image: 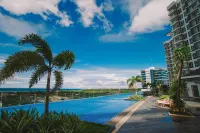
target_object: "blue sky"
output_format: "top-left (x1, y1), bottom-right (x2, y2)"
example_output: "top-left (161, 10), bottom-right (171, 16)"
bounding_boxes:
top-left (0, 0), bottom-right (173, 88)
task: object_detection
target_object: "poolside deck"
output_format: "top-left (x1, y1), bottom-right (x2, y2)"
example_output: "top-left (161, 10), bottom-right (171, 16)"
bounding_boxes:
top-left (113, 97), bottom-right (200, 133)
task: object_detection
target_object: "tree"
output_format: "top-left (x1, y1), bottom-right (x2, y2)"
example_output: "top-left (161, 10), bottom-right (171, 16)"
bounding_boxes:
top-left (142, 82), bottom-right (147, 89)
top-left (0, 34), bottom-right (75, 116)
top-left (127, 75), bottom-right (142, 95)
top-left (173, 45), bottom-right (190, 111)
top-left (156, 80), bottom-right (163, 95)
top-left (146, 82), bottom-right (151, 91)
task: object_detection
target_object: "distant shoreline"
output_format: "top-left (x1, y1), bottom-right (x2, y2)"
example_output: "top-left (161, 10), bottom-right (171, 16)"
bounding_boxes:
top-left (0, 88), bottom-right (82, 92)
top-left (0, 88), bottom-right (132, 92)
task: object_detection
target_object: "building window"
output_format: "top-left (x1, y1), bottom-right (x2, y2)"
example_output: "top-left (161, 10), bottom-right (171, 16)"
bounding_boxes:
top-left (192, 85), bottom-right (200, 97)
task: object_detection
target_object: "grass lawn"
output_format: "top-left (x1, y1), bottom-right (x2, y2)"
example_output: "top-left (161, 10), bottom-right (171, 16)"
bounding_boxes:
top-left (83, 122), bottom-right (113, 133)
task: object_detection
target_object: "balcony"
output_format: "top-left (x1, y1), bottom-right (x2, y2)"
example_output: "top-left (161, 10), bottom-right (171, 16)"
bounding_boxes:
top-left (173, 32), bottom-right (182, 38)
top-left (170, 14), bottom-right (179, 21)
top-left (187, 5), bottom-right (199, 16)
top-left (185, 0), bottom-right (198, 9)
top-left (193, 50), bottom-right (200, 59)
top-left (190, 28), bottom-right (200, 37)
top-left (187, 10), bottom-right (200, 23)
top-left (192, 42), bottom-right (200, 51)
top-left (171, 19), bottom-right (180, 26)
top-left (172, 26), bottom-right (181, 32)
top-left (168, 8), bottom-right (177, 16)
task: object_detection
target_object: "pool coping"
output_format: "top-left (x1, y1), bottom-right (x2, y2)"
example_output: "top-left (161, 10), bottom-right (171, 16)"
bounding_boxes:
top-left (105, 96), bottom-right (151, 133)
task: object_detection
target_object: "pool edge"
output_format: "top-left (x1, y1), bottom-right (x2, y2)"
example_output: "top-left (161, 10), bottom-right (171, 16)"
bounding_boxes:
top-left (105, 96), bottom-right (152, 132)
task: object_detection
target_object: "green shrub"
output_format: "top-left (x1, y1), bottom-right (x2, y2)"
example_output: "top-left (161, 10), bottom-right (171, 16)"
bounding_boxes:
top-left (159, 95), bottom-right (170, 100)
top-left (127, 95), bottom-right (144, 101)
top-left (169, 80), bottom-right (186, 112)
top-left (143, 91), bottom-right (151, 96)
top-left (0, 109), bottom-right (86, 133)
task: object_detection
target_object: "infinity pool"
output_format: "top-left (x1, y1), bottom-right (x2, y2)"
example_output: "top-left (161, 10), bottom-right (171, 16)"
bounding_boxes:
top-left (2, 93), bottom-right (137, 124)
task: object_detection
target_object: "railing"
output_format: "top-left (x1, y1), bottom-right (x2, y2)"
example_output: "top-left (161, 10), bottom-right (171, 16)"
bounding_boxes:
top-left (0, 90), bottom-right (135, 108)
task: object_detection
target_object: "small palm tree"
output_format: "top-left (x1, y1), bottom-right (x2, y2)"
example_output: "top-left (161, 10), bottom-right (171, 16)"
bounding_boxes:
top-left (127, 75), bottom-right (142, 95)
top-left (0, 34), bottom-right (75, 116)
top-left (142, 82), bottom-right (147, 89)
top-left (156, 81), bottom-right (163, 92)
top-left (174, 45), bottom-right (190, 110)
top-left (146, 82), bottom-right (151, 91)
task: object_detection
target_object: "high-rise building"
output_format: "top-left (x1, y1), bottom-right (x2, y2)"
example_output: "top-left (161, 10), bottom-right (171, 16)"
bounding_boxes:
top-left (164, 0), bottom-right (200, 98)
top-left (141, 67), bottom-right (169, 85)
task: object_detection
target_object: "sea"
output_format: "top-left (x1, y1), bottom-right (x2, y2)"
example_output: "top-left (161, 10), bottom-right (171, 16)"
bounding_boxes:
top-left (0, 88), bottom-right (82, 92)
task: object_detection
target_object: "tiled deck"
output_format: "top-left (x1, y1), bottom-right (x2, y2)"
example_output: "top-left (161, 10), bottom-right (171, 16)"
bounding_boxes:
top-left (116, 97), bottom-right (200, 133)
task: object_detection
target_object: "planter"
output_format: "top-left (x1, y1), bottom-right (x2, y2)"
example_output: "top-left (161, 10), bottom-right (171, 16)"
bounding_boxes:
top-left (168, 112), bottom-right (195, 118)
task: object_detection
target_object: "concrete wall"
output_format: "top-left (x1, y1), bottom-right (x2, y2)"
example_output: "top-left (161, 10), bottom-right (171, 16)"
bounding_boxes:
top-left (187, 81), bottom-right (200, 97)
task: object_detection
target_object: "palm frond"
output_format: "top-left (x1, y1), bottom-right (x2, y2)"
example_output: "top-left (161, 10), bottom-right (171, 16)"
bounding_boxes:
top-left (135, 75), bottom-right (142, 82)
top-left (52, 51), bottom-right (75, 70)
top-left (0, 51), bottom-right (45, 84)
top-left (127, 78), bottom-right (132, 84)
top-left (18, 34), bottom-right (53, 63)
top-left (52, 71), bottom-right (63, 91)
top-left (29, 65), bottom-right (49, 88)
top-left (128, 82), bottom-right (134, 88)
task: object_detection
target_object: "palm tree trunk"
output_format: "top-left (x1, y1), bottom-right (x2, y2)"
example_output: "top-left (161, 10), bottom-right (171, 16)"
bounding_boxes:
top-left (177, 60), bottom-right (183, 112)
top-left (136, 89), bottom-right (137, 95)
top-left (45, 70), bottom-right (51, 116)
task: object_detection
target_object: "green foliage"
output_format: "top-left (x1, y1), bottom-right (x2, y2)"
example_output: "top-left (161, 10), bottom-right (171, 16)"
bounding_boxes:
top-left (82, 122), bottom-right (111, 133)
top-left (159, 95), bottom-right (170, 100)
top-left (128, 95), bottom-right (144, 101)
top-left (174, 45), bottom-right (191, 72)
top-left (18, 33), bottom-right (53, 62)
top-left (0, 109), bottom-right (38, 133)
top-left (0, 51), bottom-right (45, 84)
top-left (127, 76), bottom-right (142, 95)
top-left (169, 80), bottom-right (186, 111)
top-left (0, 33), bottom-right (76, 115)
top-left (29, 65), bottom-right (49, 88)
top-left (53, 51), bottom-right (75, 70)
top-left (0, 109), bottom-right (86, 133)
top-left (53, 71), bottom-right (63, 91)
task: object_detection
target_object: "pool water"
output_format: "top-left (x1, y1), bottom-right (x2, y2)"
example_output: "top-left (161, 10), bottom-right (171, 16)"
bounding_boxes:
top-left (2, 93), bottom-right (137, 124)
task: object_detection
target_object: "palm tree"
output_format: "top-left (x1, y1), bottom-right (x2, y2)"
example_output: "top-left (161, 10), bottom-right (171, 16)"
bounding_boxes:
top-left (146, 82), bottom-right (151, 91)
top-left (127, 75), bottom-right (142, 95)
top-left (174, 45), bottom-right (190, 110)
top-left (0, 34), bottom-right (75, 116)
top-left (156, 81), bottom-right (163, 95)
top-left (142, 82), bottom-right (147, 89)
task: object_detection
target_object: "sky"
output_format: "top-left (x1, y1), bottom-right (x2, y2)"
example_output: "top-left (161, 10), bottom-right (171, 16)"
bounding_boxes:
top-left (0, 0), bottom-right (173, 89)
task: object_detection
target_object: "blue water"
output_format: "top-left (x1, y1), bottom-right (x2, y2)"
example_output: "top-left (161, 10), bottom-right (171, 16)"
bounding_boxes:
top-left (2, 93), bottom-right (136, 124)
top-left (0, 88), bottom-right (82, 92)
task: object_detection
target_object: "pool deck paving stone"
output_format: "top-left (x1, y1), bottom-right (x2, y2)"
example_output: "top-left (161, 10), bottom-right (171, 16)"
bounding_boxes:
top-left (115, 97), bottom-right (200, 133)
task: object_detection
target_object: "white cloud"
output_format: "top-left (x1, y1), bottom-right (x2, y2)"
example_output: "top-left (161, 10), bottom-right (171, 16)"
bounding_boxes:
top-left (0, 0), bottom-right (73, 27)
top-left (129, 0), bottom-right (173, 33)
top-left (0, 43), bottom-right (18, 48)
top-left (0, 59), bottom-right (5, 64)
top-left (99, 0), bottom-right (173, 42)
top-left (0, 55), bottom-right (6, 64)
top-left (73, 0), bottom-right (113, 32)
top-left (120, 0), bottom-right (150, 18)
top-left (0, 13), bottom-right (50, 38)
top-left (0, 66), bottom-right (141, 88)
top-left (99, 33), bottom-right (135, 42)
top-left (0, 43), bottom-right (34, 50)
top-left (103, 0), bottom-right (114, 11)
top-left (62, 66), bottom-right (141, 88)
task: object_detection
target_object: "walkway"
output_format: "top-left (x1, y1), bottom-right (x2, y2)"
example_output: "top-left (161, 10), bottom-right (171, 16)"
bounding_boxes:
top-left (116, 97), bottom-right (200, 133)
